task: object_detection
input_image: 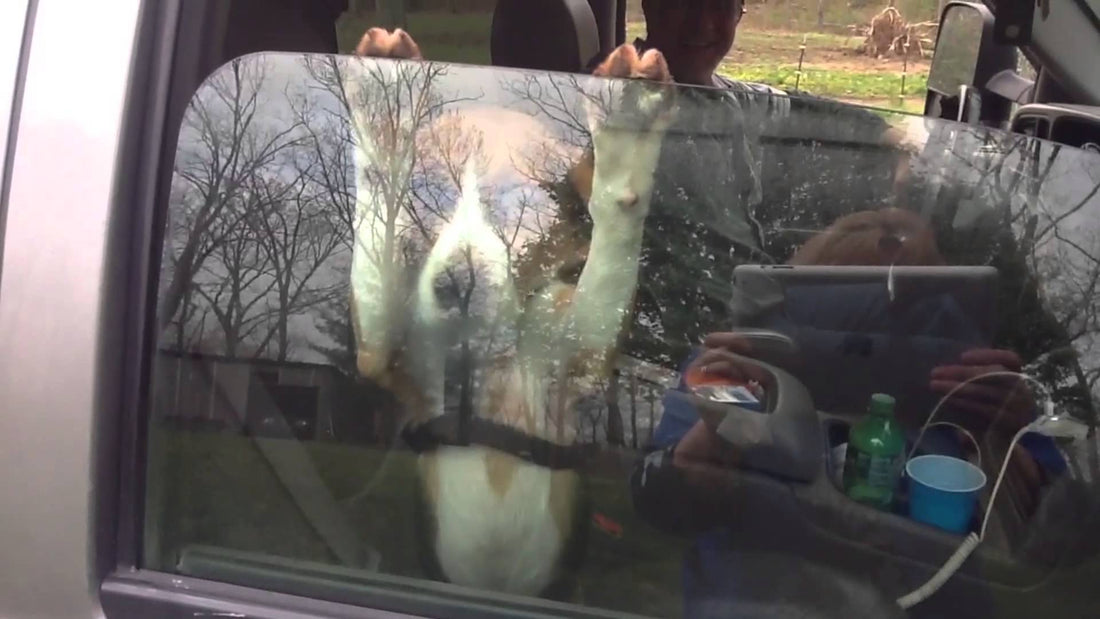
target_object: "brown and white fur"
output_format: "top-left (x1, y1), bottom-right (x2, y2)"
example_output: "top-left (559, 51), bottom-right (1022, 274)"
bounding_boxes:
top-left (345, 30), bottom-right (676, 598)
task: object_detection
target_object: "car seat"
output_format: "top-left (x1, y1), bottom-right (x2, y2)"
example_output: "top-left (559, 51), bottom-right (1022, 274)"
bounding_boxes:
top-left (221, 0), bottom-right (346, 62)
top-left (490, 0), bottom-right (601, 73)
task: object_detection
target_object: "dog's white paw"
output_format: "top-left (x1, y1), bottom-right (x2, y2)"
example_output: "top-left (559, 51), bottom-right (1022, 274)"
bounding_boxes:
top-left (584, 45), bottom-right (678, 227)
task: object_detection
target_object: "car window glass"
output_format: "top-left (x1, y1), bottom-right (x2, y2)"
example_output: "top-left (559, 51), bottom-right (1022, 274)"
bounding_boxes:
top-left (147, 51), bottom-right (1100, 618)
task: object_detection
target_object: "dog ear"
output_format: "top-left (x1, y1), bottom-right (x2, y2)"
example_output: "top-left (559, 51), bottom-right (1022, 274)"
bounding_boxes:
top-left (459, 158), bottom-right (480, 210)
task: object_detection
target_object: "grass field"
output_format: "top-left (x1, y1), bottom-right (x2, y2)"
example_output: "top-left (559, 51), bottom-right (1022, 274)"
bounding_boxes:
top-left (339, 0), bottom-right (934, 113)
top-left (147, 428), bottom-right (687, 617)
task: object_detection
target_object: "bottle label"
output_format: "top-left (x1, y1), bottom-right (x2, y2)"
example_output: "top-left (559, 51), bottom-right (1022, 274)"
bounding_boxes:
top-left (863, 452), bottom-right (900, 487)
top-left (844, 447), bottom-right (900, 505)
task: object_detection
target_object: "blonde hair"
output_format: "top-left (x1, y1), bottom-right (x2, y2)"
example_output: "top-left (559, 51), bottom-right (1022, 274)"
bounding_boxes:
top-left (788, 208), bottom-right (944, 267)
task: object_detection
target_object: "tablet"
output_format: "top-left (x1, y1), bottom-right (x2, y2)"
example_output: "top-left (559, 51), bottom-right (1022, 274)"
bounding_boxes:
top-left (732, 265), bottom-right (998, 340)
top-left (728, 265), bottom-right (1000, 418)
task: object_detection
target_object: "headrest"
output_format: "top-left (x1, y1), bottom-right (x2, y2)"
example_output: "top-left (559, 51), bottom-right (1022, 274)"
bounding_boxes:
top-left (490, 0), bottom-right (601, 74)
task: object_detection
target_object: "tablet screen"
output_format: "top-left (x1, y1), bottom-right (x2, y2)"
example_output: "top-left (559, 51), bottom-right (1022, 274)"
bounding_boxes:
top-left (730, 265), bottom-right (998, 420)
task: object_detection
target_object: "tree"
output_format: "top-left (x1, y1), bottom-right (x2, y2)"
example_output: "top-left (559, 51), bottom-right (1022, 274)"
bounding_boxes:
top-left (646, 387), bottom-right (658, 445)
top-left (164, 55), bottom-right (358, 360)
top-left (629, 373), bottom-right (639, 449)
top-left (310, 298), bottom-right (359, 377)
top-left (191, 184), bottom-right (276, 357)
top-left (161, 57), bottom-right (304, 339)
top-left (605, 369), bottom-right (625, 446)
top-left (248, 171), bottom-right (344, 360)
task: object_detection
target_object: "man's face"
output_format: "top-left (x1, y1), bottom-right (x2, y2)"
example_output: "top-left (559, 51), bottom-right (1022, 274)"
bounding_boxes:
top-left (642, 0), bottom-right (743, 85)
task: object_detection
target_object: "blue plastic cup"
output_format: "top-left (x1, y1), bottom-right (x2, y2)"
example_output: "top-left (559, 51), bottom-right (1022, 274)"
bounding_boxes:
top-left (905, 454), bottom-right (987, 534)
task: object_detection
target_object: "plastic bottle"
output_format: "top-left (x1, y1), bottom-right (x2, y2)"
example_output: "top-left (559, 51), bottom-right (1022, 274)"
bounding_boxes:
top-left (843, 393), bottom-right (905, 510)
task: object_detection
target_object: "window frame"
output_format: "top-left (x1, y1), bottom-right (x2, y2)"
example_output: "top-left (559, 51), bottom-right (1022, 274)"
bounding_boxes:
top-left (93, 1), bottom-right (428, 617)
top-left (0, 0), bottom-right (150, 616)
top-left (0, 0), bottom-right (34, 287)
top-left (102, 1), bottom-right (638, 618)
top-left (98, 3), bottom-right (1100, 617)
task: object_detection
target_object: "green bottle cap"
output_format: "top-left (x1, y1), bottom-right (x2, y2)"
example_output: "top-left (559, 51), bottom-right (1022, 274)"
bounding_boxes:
top-left (868, 393), bottom-right (896, 416)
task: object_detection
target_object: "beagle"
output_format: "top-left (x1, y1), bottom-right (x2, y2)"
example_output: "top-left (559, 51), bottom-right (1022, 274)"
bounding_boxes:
top-left (345, 29), bottom-right (676, 598)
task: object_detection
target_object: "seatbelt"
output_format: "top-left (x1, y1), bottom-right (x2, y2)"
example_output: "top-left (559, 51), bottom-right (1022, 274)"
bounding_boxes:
top-left (192, 358), bottom-right (379, 571)
top-left (402, 412), bottom-right (596, 470)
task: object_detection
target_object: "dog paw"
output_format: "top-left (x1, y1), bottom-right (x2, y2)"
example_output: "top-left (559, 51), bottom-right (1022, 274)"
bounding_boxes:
top-left (582, 46), bottom-right (677, 225)
top-left (592, 44), bottom-right (672, 83)
top-left (587, 44), bottom-right (677, 131)
top-left (355, 27), bottom-right (423, 59)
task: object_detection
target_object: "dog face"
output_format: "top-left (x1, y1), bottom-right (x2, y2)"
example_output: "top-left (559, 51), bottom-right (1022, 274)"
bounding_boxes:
top-left (345, 42), bottom-right (677, 426)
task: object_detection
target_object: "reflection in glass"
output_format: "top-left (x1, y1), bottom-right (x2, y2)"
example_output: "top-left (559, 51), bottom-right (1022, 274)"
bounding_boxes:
top-left (148, 52), bottom-right (1100, 619)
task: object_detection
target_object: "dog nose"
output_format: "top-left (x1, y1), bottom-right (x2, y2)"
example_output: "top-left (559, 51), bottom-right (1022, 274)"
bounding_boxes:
top-left (617, 191), bottom-right (639, 209)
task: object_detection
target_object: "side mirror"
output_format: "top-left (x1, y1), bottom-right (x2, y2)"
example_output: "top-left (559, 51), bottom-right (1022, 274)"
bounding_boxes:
top-left (924, 1), bottom-right (1016, 126)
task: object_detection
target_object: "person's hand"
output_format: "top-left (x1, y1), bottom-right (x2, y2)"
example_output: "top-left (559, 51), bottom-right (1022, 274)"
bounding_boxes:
top-left (683, 332), bottom-right (768, 386)
top-left (671, 420), bottom-right (740, 491)
top-left (668, 332), bottom-right (770, 489)
top-left (673, 419), bottom-right (737, 469)
top-left (930, 348), bottom-right (1044, 515)
top-left (929, 348), bottom-right (1036, 434)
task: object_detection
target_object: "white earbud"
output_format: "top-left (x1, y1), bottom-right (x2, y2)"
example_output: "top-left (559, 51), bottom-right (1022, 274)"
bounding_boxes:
top-left (1027, 412), bottom-right (1090, 441)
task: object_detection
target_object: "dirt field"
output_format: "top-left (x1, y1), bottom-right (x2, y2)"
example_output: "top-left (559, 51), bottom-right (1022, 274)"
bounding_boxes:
top-left (627, 0), bottom-right (934, 111)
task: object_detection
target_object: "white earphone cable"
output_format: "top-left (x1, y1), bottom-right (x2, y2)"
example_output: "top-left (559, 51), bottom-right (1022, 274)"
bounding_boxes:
top-left (897, 371), bottom-right (1052, 609)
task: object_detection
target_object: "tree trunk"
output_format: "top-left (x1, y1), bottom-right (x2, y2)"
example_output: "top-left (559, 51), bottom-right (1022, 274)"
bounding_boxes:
top-left (646, 390), bottom-right (657, 444)
top-left (225, 320), bottom-right (239, 357)
top-left (277, 286), bottom-right (291, 361)
top-left (458, 339), bottom-right (474, 426)
top-left (629, 374), bottom-right (638, 449)
top-left (605, 369), bottom-right (625, 446)
top-left (159, 245), bottom-right (199, 334)
top-left (174, 285), bottom-right (194, 350)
